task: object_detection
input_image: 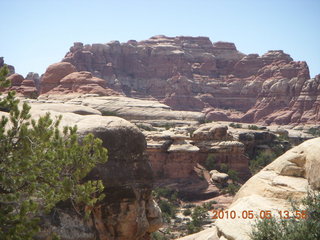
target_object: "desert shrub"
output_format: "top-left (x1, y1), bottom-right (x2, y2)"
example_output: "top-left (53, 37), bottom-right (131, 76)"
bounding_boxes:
top-left (202, 200), bottom-right (217, 211)
top-left (0, 66), bottom-right (108, 239)
top-left (220, 163), bottom-right (229, 173)
top-left (185, 205), bottom-right (209, 234)
top-left (183, 203), bottom-right (196, 208)
top-left (183, 209), bottom-right (192, 216)
top-left (250, 192), bottom-right (320, 240)
top-left (153, 187), bottom-right (178, 201)
top-left (229, 122), bottom-right (242, 128)
top-left (227, 169), bottom-right (239, 183)
top-left (307, 127), bottom-right (320, 137)
top-left (151, 231), bottom-right (169, 240)
top-left (186, 222), bottom-right (202, 234)
top-left (136, 123), bottom-right (156, 131)
top-left (248, 125), bottom-right (259, 130)
top-left (250, 151), bottom-right (276, 174)
top-left (101, 110), bottom-right (118, 116)
top-left (205, 154), bottom-right (216, 170)
top-left (222, 183), bottom-right (241, 196)
top-left (158, 199), bottom-right (177, 220)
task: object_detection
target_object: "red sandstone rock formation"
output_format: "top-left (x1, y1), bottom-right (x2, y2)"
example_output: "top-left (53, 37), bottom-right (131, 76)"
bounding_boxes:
top-left (146, 123), bottom-right (251, 181)
top-left (61, 35), bottom-right (318, 124)
top-left (40, 62), bottom-right (121, 96)
top-left (4, 35), bottom-right (319, 124)
top-left (40, 62), bottom-right (77, 94)
top-left (0, 58), bottom-right (38, 98)
top-left (6, 73), bottom-right (38, 98)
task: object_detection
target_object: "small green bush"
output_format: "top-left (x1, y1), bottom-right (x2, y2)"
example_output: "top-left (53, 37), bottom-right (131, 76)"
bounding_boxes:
top-left (153, 187), bottom-right (178, 201)
top-left (191, 206), bottom-right (208, 227)
top-left (158, 199), bottom-right (177, 219)
top-left (307, 127), bottom-right (320, 137)
top-left (183, 203), bottom-right (196, 208)
top-left (151, 231), bottom-right (169, 240)
top-left (227, 169), bottom-right (239, 183)
top-left (186, 222), bottom-right (202, 234)
top-left (223, 183), bottom-right (240, 196)
top-left (250, 192), bottom-right (320, 240)
top-left (220, 163), bottom-right (229, 173)
top-left (183, 209), bottom-right (192, 216)
top-left (101, 110), bottom-right (118, 116)
top-left (229, 122), bottom-right (242, 128)
top-left (205, 154), bottom-right (216, 171)
top-left (202, 200), bottom-right (217, 211)
top-left (248, 125), bottom-right (259, 130)
top-left (250, 151), bottom-right (276, 174)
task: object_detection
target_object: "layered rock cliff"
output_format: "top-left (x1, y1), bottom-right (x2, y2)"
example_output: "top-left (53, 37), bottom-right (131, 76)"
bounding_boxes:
top-left (59, 35), bottom-right (318, 124)
top-left (2, 35), bottom-right (319, 125)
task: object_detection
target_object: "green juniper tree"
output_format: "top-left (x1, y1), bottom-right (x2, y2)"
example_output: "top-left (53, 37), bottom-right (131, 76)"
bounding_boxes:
top-left (0, 66), bottom-right (108, 239)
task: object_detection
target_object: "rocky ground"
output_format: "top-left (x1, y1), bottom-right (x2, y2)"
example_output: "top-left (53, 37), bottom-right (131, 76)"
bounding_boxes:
top-left (11, 96), bottom-right (317, 240)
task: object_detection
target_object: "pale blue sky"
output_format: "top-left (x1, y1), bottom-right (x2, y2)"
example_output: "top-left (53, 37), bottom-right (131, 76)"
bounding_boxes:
top-left (0, 0), bottom-right (319, 77)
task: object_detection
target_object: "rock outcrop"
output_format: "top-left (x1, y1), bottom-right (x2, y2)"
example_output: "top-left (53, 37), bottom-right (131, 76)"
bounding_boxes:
top-left (0, 58), bottom-right (38, 97)
top-left (5, 35), bottom-right (319, 124)
top-left (145, 123), bottom-right (250, 194)
top-left (5, 73), bottom-right (38, 98)
top-left (1, 104), bottom-right (163, 240)
top-left (40, 62), bottom-right (120, 96)
top-left (214, 137), bottom-right (320, 240)
top-left (60, 35), bottom-right (318, 124)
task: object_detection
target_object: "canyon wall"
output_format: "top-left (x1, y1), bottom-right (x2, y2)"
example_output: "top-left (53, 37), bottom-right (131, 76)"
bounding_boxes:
top-left (60, 35), bottom-right (318, 125)
top-left (2, 35), bottom-right (319, 124)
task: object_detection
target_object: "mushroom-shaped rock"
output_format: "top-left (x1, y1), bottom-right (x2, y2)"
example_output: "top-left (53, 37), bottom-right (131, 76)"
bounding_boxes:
top-left (40, 62), bottom-right (76, 93)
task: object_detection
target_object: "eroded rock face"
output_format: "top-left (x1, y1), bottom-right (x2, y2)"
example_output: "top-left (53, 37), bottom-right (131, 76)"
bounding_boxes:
top-left (6, 73), bottom-right (38, 98)
top-left (60, 35), bottom-right (318, 124)
top-left (40, 62), bottom-right (120, 96)
top-left (20, 106), bottom-right (162, 240)
top-left (0, 58), bottom-right (38, 97)
top-left (40, 62), bottom-right (77, 93)
top-left (145, 123), bottom-right (250, 182)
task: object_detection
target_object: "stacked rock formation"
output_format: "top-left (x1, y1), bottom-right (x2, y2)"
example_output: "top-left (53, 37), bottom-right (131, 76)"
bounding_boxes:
top-left (61, 35), bottom-right (318, 124)
top-left (39, 62), bottom-right (120, 96)
top-left (145, 123), bottom-right (251, 181)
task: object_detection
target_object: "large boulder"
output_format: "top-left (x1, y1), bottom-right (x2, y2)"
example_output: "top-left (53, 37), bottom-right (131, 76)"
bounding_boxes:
top-left (210, 170), bottom-right (229, 184)
top-left (192, 123), bottom-right (229, 141)
top-left (10, 106), bottom-right (163, 240)
top-left (40, 62), bottom-right (120, 96)
top-left (40, 62), bottom-right (77, 93)
top-left (214, 137), bottom-right (320, 240)
top-left (6, 73), bottom-right (38, 98)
